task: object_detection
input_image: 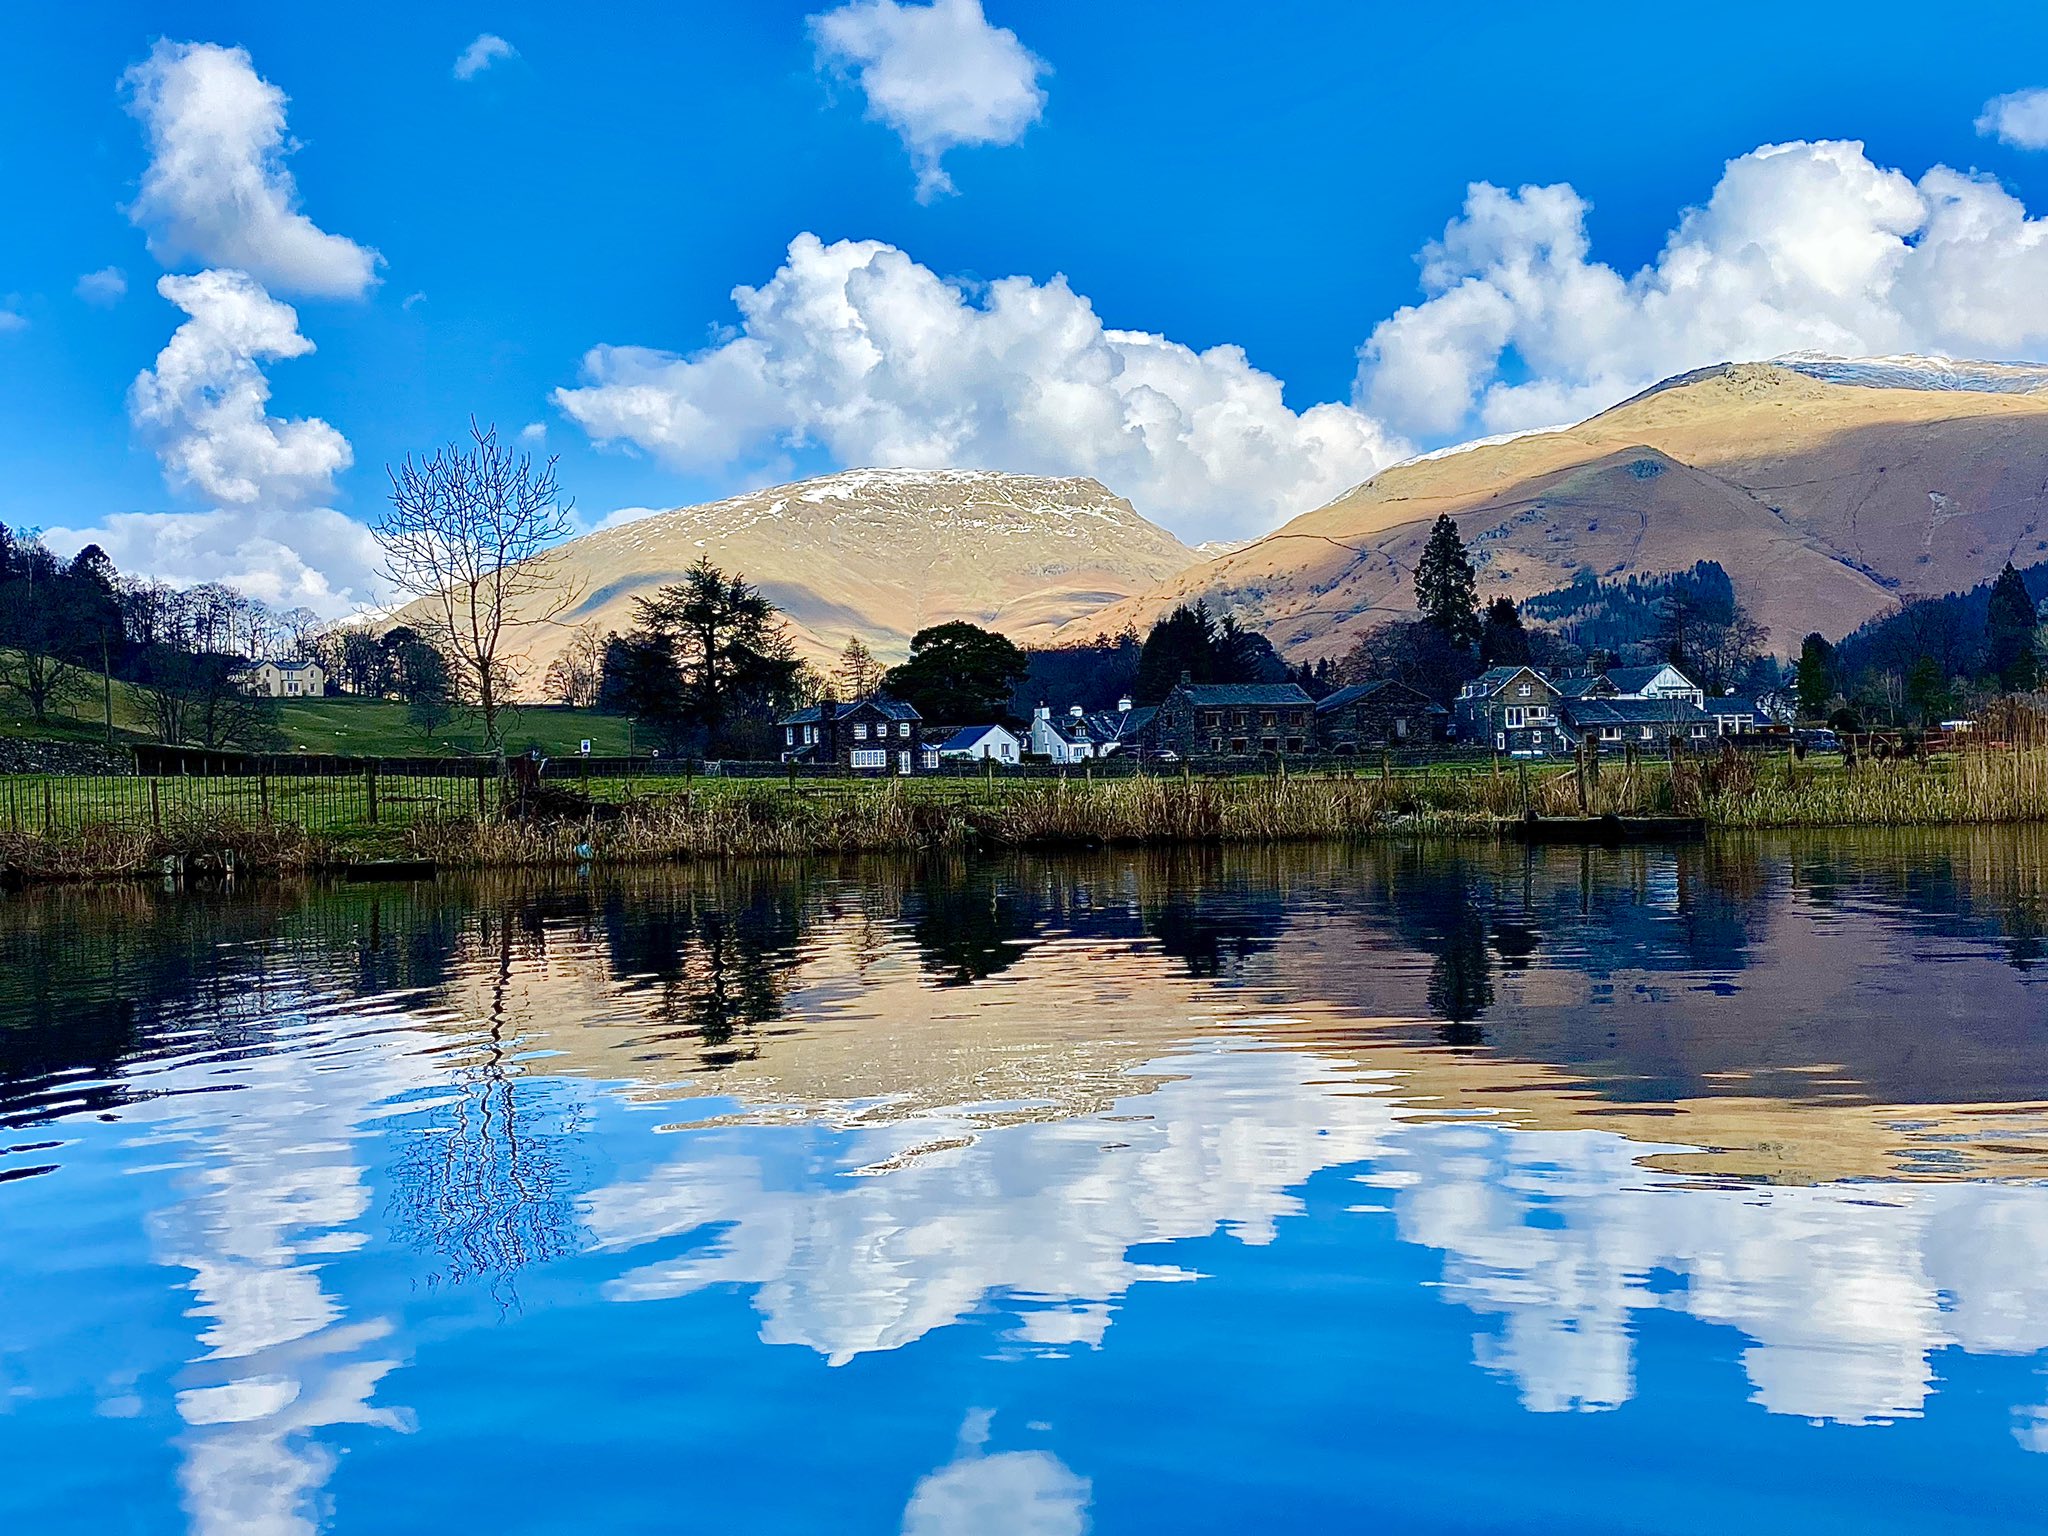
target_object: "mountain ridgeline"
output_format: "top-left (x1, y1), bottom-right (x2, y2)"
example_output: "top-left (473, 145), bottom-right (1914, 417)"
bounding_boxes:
top-left (1052, 356), bottom-right (2048, 660)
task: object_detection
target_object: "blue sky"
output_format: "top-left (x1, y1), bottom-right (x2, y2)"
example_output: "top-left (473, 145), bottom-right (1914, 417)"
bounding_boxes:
top-left (6, 1), bottom-right (2048, 610)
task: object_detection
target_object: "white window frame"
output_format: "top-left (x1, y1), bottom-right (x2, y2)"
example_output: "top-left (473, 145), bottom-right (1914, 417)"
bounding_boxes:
top-left (853, 723), bottom-right (868, 740)
top-left (898, 722), bottom-right (910, 738)
top-left (898, 750), bottom-right (911, 774)
top-left (850, 749), bottom-right (885, 769)
top-left (1505, 707), bottom-right (1526, 729)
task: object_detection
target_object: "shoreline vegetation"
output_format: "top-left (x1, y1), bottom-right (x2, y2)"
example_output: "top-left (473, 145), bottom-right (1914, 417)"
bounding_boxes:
top-left (7, 745), bottom-right (2048, 883)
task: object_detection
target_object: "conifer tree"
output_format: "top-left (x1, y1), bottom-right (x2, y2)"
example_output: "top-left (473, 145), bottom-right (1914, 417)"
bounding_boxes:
top-left (1414, 515), bottom-right (1479, 649)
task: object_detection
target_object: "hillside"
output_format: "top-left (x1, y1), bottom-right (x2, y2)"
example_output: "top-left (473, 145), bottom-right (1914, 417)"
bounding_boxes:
top-left (1056, 357), bottom-right (2048, 659)
top-left (453, 468), bottom-right (1200, 690)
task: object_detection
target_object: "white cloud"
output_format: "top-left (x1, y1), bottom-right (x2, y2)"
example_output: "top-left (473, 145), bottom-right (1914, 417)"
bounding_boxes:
top-left (123, 40), bottom-right (380, 299)
top-left (74, 269), bottom-right (379, 616)
top-left (809, 0), bottom-right (1046, 200)
top-left (554, 233), bottom-right (1404, 542)
top-left (1978, 88), bottom-right (2048, 150)
top-left (453, 33), bottom-right (516, 81)
top-left (76, 267), bottom-right (128, 306)
top-left (1357, 140), bottom-right (2048, 440)
top-left (42, 505), bottom-right (382, 616)
top-left (129, 269), bottom-right (352, 510)
top-left (0, 306), bottom-right (24, 334)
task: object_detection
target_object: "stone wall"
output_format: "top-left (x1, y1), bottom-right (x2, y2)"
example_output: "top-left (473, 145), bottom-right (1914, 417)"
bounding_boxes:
top-left (0, 739), bottom-right (134, 775)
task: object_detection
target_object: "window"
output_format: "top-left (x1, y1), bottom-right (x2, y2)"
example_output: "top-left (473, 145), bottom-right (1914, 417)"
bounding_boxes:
top-left (853, 723), bottom-right (868, 740)
top-left (1640, 726), bottom-right (1654, 741)
top-left (898, 750), bottom-right (911, 774)
top-left (1517, 683), bottom-right (1531, 697)
top-left (1601, 726), bottom-right (1621, 742)
top-left (805, 725), bottom-right (817, 745)
top-left (785, 727), bottom-right (795, 745)
top-left (1505, 707), bottom-right (1526, 729)
top-left (851, 749), bottom-right (885, 768)
top-left (898, 722), bottom-right (910, 738)
top-left (1690, 725), bottom-right (1708, 738)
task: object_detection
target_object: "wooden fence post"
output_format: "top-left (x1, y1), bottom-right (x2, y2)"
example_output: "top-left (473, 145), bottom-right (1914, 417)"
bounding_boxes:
top-left (41, 780), bottom-right (53, 835)
top-left (258, 772), bottom-right (270, 821)
top-left (475, 772), bottom-right (488, 823)
top-left (365, 766), bottom-right (379, 826)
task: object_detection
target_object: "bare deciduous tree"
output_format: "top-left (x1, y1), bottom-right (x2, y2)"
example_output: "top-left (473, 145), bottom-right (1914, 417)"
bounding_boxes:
top-left (377, 421), bottom-right (581, 755)
top-left (543, 621), bottom-right (605, 708)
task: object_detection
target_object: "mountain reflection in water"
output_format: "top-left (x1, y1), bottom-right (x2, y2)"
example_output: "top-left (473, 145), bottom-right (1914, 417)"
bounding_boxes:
top-left (4, 832), bottom-right (2048, 1534)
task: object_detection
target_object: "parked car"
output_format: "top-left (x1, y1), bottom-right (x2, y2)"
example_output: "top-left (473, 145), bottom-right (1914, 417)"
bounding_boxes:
top-left (1796, 728), bottom-right (1841, 754)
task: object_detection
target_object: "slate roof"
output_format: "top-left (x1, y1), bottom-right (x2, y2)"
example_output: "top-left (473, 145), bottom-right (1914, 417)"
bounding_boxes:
top-left (1554, 674), bottom-right (1618, 699)
top-left (778, 696), bottom-right (923, 726)
top-left (1314, 680), bottom-right (1436, 714)
top-left (1084, 705), bottom-right (1158, 741)
top-left (1560, 697), bottom-right (1711, 728)
top-left (1464, 666), bottom-right (1552, 698)
top-left (1175, 683), bottom-right (1315, 707)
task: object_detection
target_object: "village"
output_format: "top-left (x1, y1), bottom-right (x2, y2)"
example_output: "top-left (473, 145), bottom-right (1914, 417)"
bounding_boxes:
top-left (771, 661), bottom-right (1798, 775)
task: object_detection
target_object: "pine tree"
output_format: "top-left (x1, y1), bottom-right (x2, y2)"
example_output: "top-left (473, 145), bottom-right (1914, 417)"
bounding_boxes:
top-left (1414, 515), bottom-right (1479, 649)
top-left (1985, 562), bottom-right (2039, 693)
top-left (1795, 633), bottom-right (1835, 720)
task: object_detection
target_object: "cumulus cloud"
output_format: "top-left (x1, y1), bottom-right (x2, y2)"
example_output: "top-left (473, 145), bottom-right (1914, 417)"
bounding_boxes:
top-left (453, 33), bottom-right (516, 81)
top-left (809, 0), bottom-right (1046, 200)
top-left (1357, 140), bottom-right (2048, 439)
top-left (123, 40), bottom-right (380, 299)
top-left (1978, 87), bottom-right (2048, 150)
top-left (83, 269), bottom-right (378, 615)
top-left (554, 233), bottom-right (1403, 542)
top-left (76, 267), bottom-right (128, 306)
top-left (130, 269), bottom-right (352, 509)
top-left (0, 306), bottom-right (24, 334)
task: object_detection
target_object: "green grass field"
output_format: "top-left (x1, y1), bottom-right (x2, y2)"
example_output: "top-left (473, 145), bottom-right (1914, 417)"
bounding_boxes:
top-left (0, 663), bottom-right (635, 758)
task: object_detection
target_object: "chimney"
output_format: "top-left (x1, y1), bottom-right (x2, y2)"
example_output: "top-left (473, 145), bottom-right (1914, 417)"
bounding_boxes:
top-left (1035, 704), bottom-right (1050, 721)
top-left (1118, 695), bottom-right (1132, 713)
top-left (1178, 669), bottom-right (1192, 687)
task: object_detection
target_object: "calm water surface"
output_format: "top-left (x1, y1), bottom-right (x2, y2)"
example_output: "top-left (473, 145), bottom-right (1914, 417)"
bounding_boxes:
top-left (5, 833), bottom-right (2048, 1533)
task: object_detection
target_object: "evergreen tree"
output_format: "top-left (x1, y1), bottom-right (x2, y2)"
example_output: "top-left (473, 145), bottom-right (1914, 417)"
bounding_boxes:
top-left (1476, 596), bottom-right (1530, 668)
top-left (1905, 655), bottom-right (1952, 726)
top-left (1413, 515), bottom-right (1479, 648)
top-left (1985, 561), bottom-right (2039, 692)
top-left (880, 622), bottom-right (1029, 722)
top-left (1795, 633), bottom-right (1836, 720)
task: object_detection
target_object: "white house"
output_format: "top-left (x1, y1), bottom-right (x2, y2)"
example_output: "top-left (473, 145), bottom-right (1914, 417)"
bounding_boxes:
top-left (1026, 705), bottom-right (1095, 764)
top-left (933, 723), bottom-right (1022, 763)
top-left (1603, 664), bottom-right (1705, 709)
top-left (245, 659), bottom-right (327, 699)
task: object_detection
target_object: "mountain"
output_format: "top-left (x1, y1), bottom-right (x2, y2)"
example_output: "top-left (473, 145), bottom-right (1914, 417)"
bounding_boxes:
top-left (482, 468), bottom-right (1200, 687)
top-left (1056, 357), bottom-right (2048, 658)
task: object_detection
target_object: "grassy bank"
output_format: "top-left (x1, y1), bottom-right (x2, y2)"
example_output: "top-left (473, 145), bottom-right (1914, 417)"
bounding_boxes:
top-left (7, 748), bottom-right (2048, 882)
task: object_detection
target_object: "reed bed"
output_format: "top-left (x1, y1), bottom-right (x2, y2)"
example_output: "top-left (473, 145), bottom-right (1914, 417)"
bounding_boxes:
top-left (12, 748), bottom-right (2048, 882)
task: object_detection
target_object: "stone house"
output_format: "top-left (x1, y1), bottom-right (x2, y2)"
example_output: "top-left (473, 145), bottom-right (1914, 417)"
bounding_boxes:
top-left (1313, 680), bottom-right (1445, 751)
top-left (1557, 696), bottom-right (1714, 751)
top-left (777, 697), bottom-right (927, 773)
top-left (1149, 676), bottom-right (1317, 759)
top-left (1454, 666), bottom-right (1568, 754)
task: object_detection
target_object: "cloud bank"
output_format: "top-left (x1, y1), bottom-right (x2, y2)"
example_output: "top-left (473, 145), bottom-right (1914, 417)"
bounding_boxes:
top-left (554, 233), bottom-right (1403, 543)
top-left (123, 40), bottom-right (381, 299)
top-left (1358, 140), bottom-right (2048, 439)
top-left (809, 0), bottom-right (1046, 200)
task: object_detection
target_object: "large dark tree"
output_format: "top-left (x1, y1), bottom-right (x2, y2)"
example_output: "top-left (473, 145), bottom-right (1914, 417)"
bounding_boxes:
top-left (1413, 515), bottom-right (1479, 648)
top-left (1338, 619), bottom-right (1480, 704)
top-left (1795, 632), bottom-right (1836, 720)
top-left (613, 558), bottom-right (802, 754)
top-left (1986, 561), bottom-right (2040, 692)
top-left (881, 621), bottom-right (1028, 723)
top-left (1132, 602), bottom-right (1284, 702)
top-left (1477, 596), bottom-right (1530, 669)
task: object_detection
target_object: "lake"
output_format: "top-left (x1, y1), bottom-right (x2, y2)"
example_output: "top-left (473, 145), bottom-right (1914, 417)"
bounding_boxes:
top-left (4, 832), bottom-right (2047, 1533)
